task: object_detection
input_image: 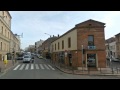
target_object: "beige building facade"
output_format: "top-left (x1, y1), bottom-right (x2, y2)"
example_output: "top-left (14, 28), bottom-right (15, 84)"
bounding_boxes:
top-left (0, 11), bottom-right (20, 61)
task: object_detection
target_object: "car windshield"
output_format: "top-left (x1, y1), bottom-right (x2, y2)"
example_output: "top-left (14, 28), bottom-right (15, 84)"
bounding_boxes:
top-left (24, 56), bottom-right (30, 58)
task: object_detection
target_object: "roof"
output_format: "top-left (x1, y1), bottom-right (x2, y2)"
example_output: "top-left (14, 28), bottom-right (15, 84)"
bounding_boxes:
top-left (115, 33), bottom-right (120, 36)
top-left (51, 19), bottom-right (105, 43)
top-left (75, 19), bottom-right (105, 27)
top-left (105, 37), bottom-right (115, 43)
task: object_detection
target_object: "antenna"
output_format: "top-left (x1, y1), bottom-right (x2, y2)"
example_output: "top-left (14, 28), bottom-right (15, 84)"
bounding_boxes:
top-left (14, 33), bottom-right (23, 38)
top-left (21, 33), bottom-right (23, 38)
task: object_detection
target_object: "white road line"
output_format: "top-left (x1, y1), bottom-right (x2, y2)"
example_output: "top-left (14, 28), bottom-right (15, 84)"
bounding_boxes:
top-left (48, 64), bottom-right (55, 70)
top-left (44, 64), bottom-right (50, 70)
top-left (25, 64), bottom-right (29, 70)
top-left (19, 64), bottom-right (25, 70)
top-left (35, 64), bottom-right (39, 69)
top-left (31, 64), bottom-right (34, 69)
top-left (40, 64), bottom-right (44, 69)
top-left (13, 64), bottom-right (21, 70)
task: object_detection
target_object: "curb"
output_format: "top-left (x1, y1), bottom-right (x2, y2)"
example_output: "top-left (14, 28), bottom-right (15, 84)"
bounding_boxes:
top-left (55, 65), bottom-right (120, 76)
top-left (0, 61), bottom-right (19, 77)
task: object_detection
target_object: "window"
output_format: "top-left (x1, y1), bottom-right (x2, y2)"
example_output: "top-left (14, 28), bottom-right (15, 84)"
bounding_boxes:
top-left (2, 26), bottom-right (3, 34)
top-left (55, 44), bottom-right (56, 50)
top-left (52, 45), bottom-right (54, 51)
top-left (62, 40), bottom-right (64, 49)
top-left (7, 45), bottom-right (9, 51)
top-left (68, 37), bottom-right (71, 48)
top-left (1, 42), bottom-right (2, 50)
top-left (58, 42), bottom-right (59, 50)
top-left (2, 11), bottom-right (4, 16)
top-left (88, 35), bottom-right (94, 46)
top-left (5, 29), bottom-right (6, 37)
top-left (87, 54), bottom-right (96, 67)
top-left (8, 32), bottom-right (9, 38)
top-left (4, 43), bottom-right (6, 51)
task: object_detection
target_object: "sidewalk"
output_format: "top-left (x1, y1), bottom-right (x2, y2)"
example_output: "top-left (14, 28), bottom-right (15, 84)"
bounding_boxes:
top-left (0, 60), bottom-right (18, 73)
top-left (54, 62), bottom-right (120, 76)
top-left (41, 58), bottom-right (120, 76)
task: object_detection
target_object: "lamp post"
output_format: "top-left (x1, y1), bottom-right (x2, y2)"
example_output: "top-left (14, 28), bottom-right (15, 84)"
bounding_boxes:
top-left (81, 45), bottom-right (84, 72)
top-left (44, 33), bottom-right (51, 37)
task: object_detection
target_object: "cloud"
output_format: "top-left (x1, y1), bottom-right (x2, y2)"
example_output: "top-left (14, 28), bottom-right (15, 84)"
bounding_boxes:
top-left (9, 11), bottom-right (120, 49)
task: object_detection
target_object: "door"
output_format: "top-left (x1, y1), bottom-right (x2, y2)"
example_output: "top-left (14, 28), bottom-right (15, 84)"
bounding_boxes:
top-left (87, 54), bottom-right (96, 67)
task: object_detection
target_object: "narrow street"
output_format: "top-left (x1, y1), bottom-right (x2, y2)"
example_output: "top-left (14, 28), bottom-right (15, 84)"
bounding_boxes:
top-left (0, 56), bottom-right (120, 79)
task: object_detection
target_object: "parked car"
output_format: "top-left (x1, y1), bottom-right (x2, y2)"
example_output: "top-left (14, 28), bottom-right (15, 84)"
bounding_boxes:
top-left (112, 58), bottom-right (120, 62)
top-left (17, 57), bottom-right (24, 60)
top-left (39, 56), bottom-right (43, 59)
top-left (23, 55), bottom-right (31, 63)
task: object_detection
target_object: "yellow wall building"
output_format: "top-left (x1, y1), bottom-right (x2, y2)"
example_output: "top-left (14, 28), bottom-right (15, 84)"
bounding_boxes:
top-left (0, 11), bottom-right (20, 61)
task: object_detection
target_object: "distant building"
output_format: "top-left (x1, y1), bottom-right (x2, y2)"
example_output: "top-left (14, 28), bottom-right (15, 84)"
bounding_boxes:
top-left (35, 39), bottom-right (44, 54)
top-left (105, 37), bottom-right (116, 59)
top-left (115, 33), bottom-right (120, 59)
top-left (42, 35), bottom-right (58, 59)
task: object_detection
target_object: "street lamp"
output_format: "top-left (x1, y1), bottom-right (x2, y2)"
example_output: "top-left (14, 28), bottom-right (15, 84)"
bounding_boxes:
top-left (44, 33), bottom-right (51, 37)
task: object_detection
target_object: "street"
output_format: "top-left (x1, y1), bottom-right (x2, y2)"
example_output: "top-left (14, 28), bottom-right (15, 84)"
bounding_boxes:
top-left (0, 56), bottom-right (120, 79)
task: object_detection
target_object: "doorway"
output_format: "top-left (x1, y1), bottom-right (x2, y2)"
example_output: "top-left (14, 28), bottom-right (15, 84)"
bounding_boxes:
top-left (87, 54), bottom-right (96, 67)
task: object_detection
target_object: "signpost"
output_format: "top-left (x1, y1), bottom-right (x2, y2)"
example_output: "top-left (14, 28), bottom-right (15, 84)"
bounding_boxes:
top-left (81, 45), bottom-right (84, 71)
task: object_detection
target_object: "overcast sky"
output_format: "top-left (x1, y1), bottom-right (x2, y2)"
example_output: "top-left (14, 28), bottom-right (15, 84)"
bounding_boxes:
top-left (9, 11), bottom-right (120, 49)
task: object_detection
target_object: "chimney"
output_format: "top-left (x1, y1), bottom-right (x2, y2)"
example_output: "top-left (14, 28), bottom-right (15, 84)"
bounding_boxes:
top-left (58, 34), bottom-right (59, 37)
top-left (53, 35), bottom-right (54, 37)
top-left (50, 35), bottom-right (51, 38)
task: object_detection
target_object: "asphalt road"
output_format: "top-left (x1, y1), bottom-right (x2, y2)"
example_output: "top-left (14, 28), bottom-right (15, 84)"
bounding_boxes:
top-left (0, 56), bottom-right (120, 79)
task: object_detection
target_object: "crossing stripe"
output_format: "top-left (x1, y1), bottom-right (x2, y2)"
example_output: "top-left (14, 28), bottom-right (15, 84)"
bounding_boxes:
top-left (48, 64), bottom-right (55, 70)
top-left (35, 64), bottom-right (39, 69)
top-left (40, 64), bottom-right (44, 69)
top-left (13, 64), bottom-right (21, 70)
top-left (31, 64), bottom-right (34, 69)
top-left (19, 64), bottom-right (25, 70)
top-left (44, 64), bottom-right (50, 70)
top-left (25, 64), bottom-right (29, 70)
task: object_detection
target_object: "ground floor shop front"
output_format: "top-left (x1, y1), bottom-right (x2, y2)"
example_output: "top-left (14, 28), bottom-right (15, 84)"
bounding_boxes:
top-left (51, 50), bottom-right (106, 70)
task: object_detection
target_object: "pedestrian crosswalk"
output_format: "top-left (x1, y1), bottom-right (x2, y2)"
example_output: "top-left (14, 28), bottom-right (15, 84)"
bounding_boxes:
top-left (13, 64), bottom-right (56, 71)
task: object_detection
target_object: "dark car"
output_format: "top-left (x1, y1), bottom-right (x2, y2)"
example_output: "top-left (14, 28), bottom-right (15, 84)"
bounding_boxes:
top-left (17, 57), bottom-right (23, 60)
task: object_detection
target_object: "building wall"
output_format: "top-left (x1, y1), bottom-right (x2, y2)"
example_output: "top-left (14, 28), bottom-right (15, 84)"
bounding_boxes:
top-left (115, 34), bottom-right (120, 58)
top-left (76, 20), bottom-right (106, 68)
top-left (51, 29), bottom-right (77, 52)
top-left (35, 40), bottom-right (44, 54)
top-left (0, 11), bottom-right (11, 60)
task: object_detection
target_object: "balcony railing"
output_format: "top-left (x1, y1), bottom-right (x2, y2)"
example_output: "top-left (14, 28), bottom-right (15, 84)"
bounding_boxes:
top-left (88, 46), bottom-right (96, 50)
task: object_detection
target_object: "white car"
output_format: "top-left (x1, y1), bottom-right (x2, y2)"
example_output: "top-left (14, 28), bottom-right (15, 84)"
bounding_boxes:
top-left (23, 55), bottom-right (31, 63)
top-left (112, 58), bottom-right (120, 62)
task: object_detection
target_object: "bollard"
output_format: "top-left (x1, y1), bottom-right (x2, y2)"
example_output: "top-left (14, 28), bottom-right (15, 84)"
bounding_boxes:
top-left (112, 68), bottom-right (114, 74)
top-left (0, 67), bottom-right (1, 72)
top-left (88, 67), bottom-right (90, 75)
top-left (116, 67), bottom-right (119, 74)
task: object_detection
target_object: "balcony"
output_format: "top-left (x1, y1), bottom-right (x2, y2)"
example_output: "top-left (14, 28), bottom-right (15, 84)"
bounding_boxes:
top-left (88, 46), bottom-right (96, 50)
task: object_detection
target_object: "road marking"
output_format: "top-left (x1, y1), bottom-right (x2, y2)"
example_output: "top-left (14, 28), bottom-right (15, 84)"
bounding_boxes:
top-left (19, 64), bottom-right (25, 70)
top-left (25, 64), bottom-right (29, 70)
top-left (48, 64), bottom-right (55, 70)
top-left (40, 64), bottom-right (44, 69)
top-left (35, 64), bottom-right (39, 69)
top-left (13, 64), bottom-right (21, 70)
top-left (31, 64), bottom-right (34, 69)
top-left (44, 64), bottom-right (50, 70)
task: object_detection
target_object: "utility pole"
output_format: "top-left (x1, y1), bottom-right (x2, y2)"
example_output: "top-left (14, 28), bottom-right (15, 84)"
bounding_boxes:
top-left (81, 45), bottom-right (84, 72)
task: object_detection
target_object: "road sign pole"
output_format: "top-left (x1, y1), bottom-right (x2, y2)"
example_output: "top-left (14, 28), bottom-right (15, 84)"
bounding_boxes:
top-left (82, 45), bottom-right (84, 72)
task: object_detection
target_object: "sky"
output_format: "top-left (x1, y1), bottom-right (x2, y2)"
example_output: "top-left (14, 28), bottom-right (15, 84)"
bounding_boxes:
top-left (9, 11), bottom-right (120, 50)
